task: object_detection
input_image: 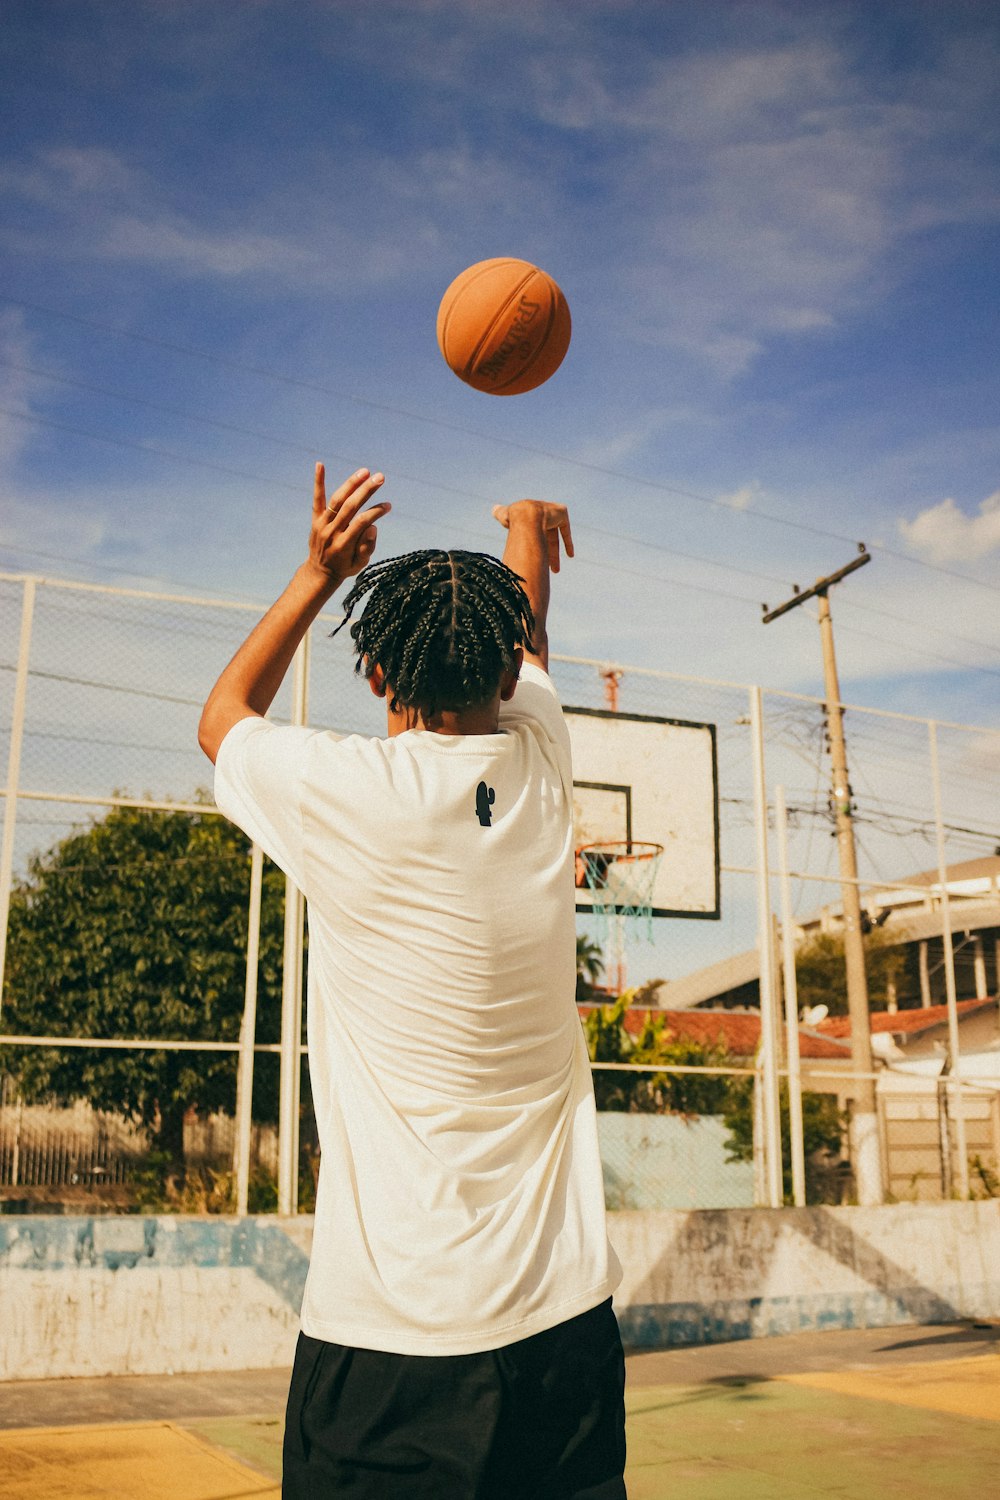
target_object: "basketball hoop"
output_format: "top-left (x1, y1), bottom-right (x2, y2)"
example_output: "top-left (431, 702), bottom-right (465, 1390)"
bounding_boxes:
top-left (575, 840), bottom-right (664, 945)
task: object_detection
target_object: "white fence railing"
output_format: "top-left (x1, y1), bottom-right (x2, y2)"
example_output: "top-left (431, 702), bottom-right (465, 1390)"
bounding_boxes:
top-left (1, 571), bottom-right (998, 1213)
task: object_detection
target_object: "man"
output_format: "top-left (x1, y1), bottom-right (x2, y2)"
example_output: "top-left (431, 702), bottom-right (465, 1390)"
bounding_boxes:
top-left (199, 464), bottom-right (626, 1499)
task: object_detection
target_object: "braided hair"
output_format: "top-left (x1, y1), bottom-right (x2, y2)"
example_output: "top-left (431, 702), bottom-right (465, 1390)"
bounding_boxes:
top-left (332, 550), bottom-right (536, 716)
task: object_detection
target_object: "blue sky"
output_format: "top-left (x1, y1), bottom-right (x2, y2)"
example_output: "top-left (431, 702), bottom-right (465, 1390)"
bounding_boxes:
top-left (2, 0), bottom-right (999, 721)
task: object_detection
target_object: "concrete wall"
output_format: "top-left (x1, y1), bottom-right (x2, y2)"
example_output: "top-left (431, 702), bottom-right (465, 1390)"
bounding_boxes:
top-left (609, 1201), bottom-right (1000, 1348)
top-left (2, 1202), bottom-right (998, 1380)
top-left (0, 1215), bottom-right (307, 1381)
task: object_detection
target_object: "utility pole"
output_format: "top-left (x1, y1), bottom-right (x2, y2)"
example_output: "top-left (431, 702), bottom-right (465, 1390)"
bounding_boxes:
top-left (762, 547), bottom-right (884, 1206)
top-left (598, 667), bottom-right (625, 991)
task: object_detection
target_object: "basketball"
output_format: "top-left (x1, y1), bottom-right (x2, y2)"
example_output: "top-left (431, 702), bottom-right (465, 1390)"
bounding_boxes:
top-left (436, 257), bottom-right (572, 396)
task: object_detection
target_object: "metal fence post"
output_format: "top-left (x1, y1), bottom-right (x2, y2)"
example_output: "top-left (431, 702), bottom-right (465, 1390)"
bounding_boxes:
top-left (0, 576), bottom-right (36, 1019)
top-left (278, 632), bottom-right (310, 1216)
top-left (928, 719), bottom-right (970, 1198)
top-left (749, 687), bottom-right (784, 1207)
top-left (234, 841), bottom-right (264, 1215)
top-left (775, 785), bottom-right (807, 1206)
top-left (752, 1055), bottom-right (767, 1205)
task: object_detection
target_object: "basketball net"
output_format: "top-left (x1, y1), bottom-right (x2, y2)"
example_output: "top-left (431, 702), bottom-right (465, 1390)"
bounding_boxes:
top-left (576, 841), bottom-right (663, 994)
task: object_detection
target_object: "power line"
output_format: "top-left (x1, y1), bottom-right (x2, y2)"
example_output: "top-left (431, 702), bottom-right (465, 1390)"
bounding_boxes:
top-left (837, 598), bottom-right (998, 661)
top-left (0, 356), bottom-right (793, 591)
top-left (0, 542), bottom-right (257, 603)
top-left (0, 662), bottom-right (203, 708)
top-left (0, 356), bottom-right (520, 511)
top-left (834, 597), bottom-right (997, 663)
top-left (572, 553), bottom-right (760, 609)
top-left (0, 412), bottom-right (803, 610)
top-left (5, 345), bottom-right (999, 662)
top-left (5, 293), bottom-right (1000, 598)
top-left (0, 408), bottom-right (766, 613)
top-left (809, 615), bottom-right (1000, 681)
top-left (0, 404), bottom-right (305, 493)
top-left (26, 349), bottom-right (993, 658)
top-left (3, 399), bottom-right (999, 679)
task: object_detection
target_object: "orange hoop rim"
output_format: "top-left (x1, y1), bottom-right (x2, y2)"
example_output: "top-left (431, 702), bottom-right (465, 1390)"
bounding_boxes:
top-left (576, 840), bottom-right (664, 865)
top-left (574, 841), bottom-right (664, 891)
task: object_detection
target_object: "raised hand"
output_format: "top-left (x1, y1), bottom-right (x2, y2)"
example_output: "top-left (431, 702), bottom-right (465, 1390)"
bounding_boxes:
top-left (492, 499), bottom-right (574, 573)
top-left (309, 464), bottom-right (391, 585)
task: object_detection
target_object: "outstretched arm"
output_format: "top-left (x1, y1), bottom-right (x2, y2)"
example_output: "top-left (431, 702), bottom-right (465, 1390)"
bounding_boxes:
top-left (198, 465), bottom-right (389, 763)
top-left (492, 499), bottom-right (573, 673)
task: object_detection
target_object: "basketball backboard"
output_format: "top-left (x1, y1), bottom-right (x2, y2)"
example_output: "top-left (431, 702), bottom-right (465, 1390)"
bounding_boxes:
top-left (565, 705), bottom-right (720, 919)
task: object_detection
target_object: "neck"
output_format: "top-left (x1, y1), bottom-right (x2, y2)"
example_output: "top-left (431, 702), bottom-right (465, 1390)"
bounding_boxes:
top-left (386, 693), bottom-right (502, 737)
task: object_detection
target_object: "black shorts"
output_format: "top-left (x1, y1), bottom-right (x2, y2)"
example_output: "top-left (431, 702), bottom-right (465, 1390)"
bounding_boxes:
top-left (282, 1297), bottom-right (627, 1499)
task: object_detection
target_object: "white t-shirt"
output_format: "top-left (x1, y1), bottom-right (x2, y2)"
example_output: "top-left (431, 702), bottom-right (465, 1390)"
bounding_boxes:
top-left (214, 662), bottom-right (621, 1355)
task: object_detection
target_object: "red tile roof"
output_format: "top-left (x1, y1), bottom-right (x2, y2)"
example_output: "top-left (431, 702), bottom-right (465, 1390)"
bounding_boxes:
top-left (816, 996), bottom-right (995, 1038)
top-left (577, 995), bottom-right (997, 1060)
top-left (577, 1005), bottom-right (847, 1059)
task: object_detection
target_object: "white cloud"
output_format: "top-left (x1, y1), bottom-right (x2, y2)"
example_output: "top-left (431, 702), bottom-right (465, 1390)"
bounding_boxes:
top-left (416, 27), bottom-right (902, 361)
top-left (7, 10), bottom-right (998, 356)
top-left (0, 308), bottom-right (54, 471)
top-left (40, 146), bottom-right (138, 196)
top-left (96, 214), bottom-right (317, 279)
top-left (719, 483), bottom-right (762, 513)
top-left (898, 493), bottom-right (1000, 565)
top-left (0, 143), bottom-right (419, 288)
top-left (603, 58), bottom-right (903, 373)
top-left (0, 145), bottom-right (138, 205)
top-left (2, 144), bottom-right (324, 282)
top-left (573, 410), bottom-right (680, 471)
top-left (317, 15), bottom-right (919, 373)
top-left (397, 18), bottom-right (1000, 380)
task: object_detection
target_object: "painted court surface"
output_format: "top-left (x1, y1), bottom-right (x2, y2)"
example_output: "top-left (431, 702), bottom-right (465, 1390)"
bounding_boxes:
top-left (0, 1323), bottom-right (997, 1499)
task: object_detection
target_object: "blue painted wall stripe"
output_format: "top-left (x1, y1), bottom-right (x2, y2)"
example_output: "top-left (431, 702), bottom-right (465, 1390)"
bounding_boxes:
top-left (0, 1216), bottom-right (310, 1311)
top-left (616, 1285), bottom-right (979, 1350)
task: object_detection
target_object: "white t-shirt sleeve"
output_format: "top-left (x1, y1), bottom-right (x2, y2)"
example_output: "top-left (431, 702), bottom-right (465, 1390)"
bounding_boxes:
top-left (498, 661), bottom-right (571, 773)
top-left (213, 716), bottom-right (315, 887)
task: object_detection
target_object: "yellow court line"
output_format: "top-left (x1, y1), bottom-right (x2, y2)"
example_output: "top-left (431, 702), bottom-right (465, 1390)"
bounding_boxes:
top-left (0, 1420), bottom-right (280, 1500)
top-left (780, 1354), bottom-right (1000, 1423)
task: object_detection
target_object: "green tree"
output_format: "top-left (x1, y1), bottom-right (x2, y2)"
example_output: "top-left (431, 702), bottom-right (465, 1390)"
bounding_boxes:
top-left (795, 927), bottom-right (906, 1018)
top-left (575, 934), bottom-right (606, 1003)
top-left (2, 803), bottom-right (287, 1174)
top-left (722, 1079), bottom-right (846, 1203)
top-left (582, 993), bottom-right (731, 1115)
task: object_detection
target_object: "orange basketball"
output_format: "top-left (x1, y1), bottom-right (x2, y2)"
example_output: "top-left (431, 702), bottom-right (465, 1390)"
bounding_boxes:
top-left (436, 257), bottom-right (572, 396)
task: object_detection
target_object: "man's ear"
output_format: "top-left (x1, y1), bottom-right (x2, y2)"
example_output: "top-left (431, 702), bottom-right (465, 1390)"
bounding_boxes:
top-left (368, 662), bottom-right (388, 699)
top-left (499, 646), bottom-right (523, 702)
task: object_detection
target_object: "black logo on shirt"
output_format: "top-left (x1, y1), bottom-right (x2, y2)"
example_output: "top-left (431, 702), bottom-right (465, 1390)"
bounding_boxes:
top-left (475, 781), bottom-right (495, 827)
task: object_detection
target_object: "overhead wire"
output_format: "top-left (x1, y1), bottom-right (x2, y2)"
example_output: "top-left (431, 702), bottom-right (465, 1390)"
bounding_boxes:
top-left (0, 408), bottom-right (773, 624)
top-left (4, 348), bottom-right (1000, 660)
top-left (0, 409), bottom-right (792, 616)
top-left (804, 613), bottom-right (1000, 681)
top-left (0, 357), bottom-right (793, 590)
top-left (0, 542), bottom-right (260, 603)
top-left (834, 597), bottom-right (997, 662)
top-left (4, 292), bottom-right (1000, 597)
top-left (5, 399), bottom-right (1000, 684)
top-left (0, 661), bottom-right (203, 709)
top-left (3, 330), bottom-right (999, 684)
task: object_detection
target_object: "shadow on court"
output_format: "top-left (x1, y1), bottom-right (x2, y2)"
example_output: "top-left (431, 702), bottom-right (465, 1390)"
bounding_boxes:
top-left (1, 1323), bottom-right (998, 1499)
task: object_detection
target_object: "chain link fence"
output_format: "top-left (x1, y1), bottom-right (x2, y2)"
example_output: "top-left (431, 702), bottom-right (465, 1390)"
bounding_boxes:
top-left (1, 572), bottom-right (998, 1213)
